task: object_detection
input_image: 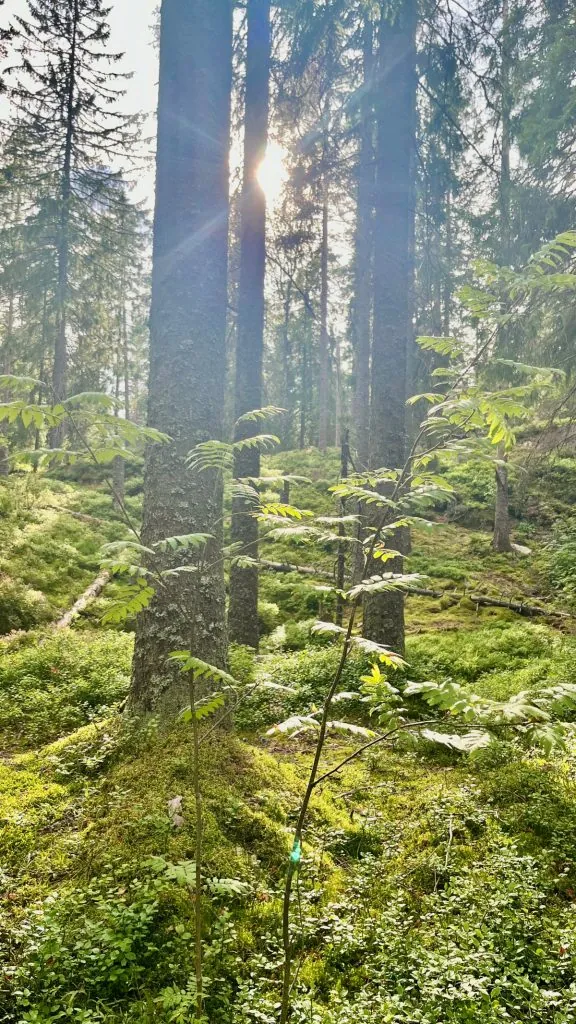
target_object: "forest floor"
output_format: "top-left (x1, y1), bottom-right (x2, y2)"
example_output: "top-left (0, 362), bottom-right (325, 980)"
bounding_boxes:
top-left (2, 451), bottom-right (576, 1022)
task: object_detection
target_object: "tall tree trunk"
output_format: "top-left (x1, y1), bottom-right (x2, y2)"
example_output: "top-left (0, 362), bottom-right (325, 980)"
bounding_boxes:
top-left (113, 274), bottom-right (129, 509)
top-left (351, 15), bottom-right (374, 470)
top-left (363, 0), bottom-right (417, 657)
top-left (443, 181), bottom-right (453, 336)
top-left (493, 0), bottom-right (513, 553)
top-left (334, 333), bottom-right (342, 449)
top-left (318, 191), bottom-right (330, 451)
top-left (0, 184), bottom-right (22, 476)
top-left (0, 279), bottom-right (15, 478)
top-left (229, 0), bottom-right (271, 650)
top-left (130, 0), bottom-right (233, 712)
top-left (49, 0), bottom-right (78, 449)
top-left (113, 333), bottom-right (125, 509)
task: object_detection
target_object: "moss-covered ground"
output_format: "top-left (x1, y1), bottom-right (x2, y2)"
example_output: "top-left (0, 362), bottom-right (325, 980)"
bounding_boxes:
top-left (2, 452), bottom-right (576, 1021)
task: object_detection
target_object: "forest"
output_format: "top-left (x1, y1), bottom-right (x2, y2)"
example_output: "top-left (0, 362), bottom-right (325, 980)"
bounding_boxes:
top-left (1, 0), bottom-right (576, 1020)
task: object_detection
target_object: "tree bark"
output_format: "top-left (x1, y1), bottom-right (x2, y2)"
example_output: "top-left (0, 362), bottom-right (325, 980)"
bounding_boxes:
top-left (492, 0), bottom-right (513, 553)
top-left (351, 15), bottom-right (374, 470)
top-left (493, 449), bottom-right (513, 552)
top-left (113, 230), bottom-right (131, 509)
top-left (318, 191), bottom-right (330, 451)
top-left (130, 0), bottom-right (233, 712)
top-left (364, 0), bottom-right (417, 657)
top-left (229, 0), bottom-right (271, 650)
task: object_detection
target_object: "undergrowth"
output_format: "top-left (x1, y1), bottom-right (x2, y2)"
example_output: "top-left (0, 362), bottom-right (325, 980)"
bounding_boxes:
top-left (2, 453), bottom-right (576, 1021)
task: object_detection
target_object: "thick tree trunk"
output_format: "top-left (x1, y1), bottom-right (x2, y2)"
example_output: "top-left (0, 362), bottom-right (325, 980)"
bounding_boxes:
top-left (351, 15), bottom-right (374, 470)
top-left (363, 0), bottom-right (417, 657)
top-left (318, 193), bottom-right (330, 451)
top-left (130, 0), bottom-right (233, 712)
top-left (229, 0), bottom-right (271, 650)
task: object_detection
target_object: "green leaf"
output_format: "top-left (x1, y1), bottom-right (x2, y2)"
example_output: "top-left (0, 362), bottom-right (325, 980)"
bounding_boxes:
top-left (180, 692), bottom-right (226, 722)
top-left (347, 573), bottom-right (423, 601)
top-left (101, 581), bottom-right (155, 624)
top-left (169, 653), bottom-right (239, 688)
top-left (155, 533), bottom-right (213, 553)
top-left (232, 434), bottom-right (280, 455)
top-left (257, 502), bottom-right (313, 520)
top-left (416, 336), bottom-right (463, 357)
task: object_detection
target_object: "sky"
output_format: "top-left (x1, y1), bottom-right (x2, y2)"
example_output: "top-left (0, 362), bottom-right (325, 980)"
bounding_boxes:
top-left (2, 1), bottom-right (288, 209)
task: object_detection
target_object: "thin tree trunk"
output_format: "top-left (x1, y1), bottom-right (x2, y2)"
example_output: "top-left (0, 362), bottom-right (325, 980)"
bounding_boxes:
top-left (334, 334), bottom-right (342, 448)
top-left (299, 340), bottom-right (307, 449)
top-left (336, 430), bottom-right (349, 627)
top-left (0, 184), bottom-right (21, 476)
top-left (113, 269), bottom-right (130, 509)
top-left (130, 0), bottom-right (233, 712)
top-left (351, 15), bottom-right (374, 470)
top-left (229, 0), bottom-right (271, 651)
top-left (363, 0), bottom-right (417, 657)
top-left (443, 180), bottom-right (453, 336)
top-left (49, 0), bottom-right (78, 449)
top-left (493, 0), bottom-right (513, 553)
top-left (493, 447), bottom-right (513, 552)
top-left (0, 284), bottom-right (14, 477)
top-left (318, 192), bottom-right (330, 451)
top-left (113, 342), bottom-right (125, 508)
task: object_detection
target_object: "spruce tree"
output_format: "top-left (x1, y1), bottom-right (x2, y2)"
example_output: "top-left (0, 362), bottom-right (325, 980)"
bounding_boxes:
top-left (363, 0), bottom-right (418, 656)
top-left (9, 0), bottom-right (136, 445)
top-left (229, 0), bottom-right (271, 650)
top-left (130, 0), bottom-right (233, 711)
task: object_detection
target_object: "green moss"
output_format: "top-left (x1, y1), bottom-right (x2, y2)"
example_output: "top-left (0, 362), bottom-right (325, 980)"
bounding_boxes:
top-left (0, 628), bottom-right (133, 749)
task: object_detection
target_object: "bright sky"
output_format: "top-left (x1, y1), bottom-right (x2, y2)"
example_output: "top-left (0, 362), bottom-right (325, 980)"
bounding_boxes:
top-left (3, 0), bottom-right (288, 208)
top-left (4, 0), bottom-right (160, 203)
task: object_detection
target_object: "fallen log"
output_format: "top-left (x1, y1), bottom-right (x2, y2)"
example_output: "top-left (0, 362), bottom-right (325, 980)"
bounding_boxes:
top-left (54, 570), bottom-right (111, 629)
top-left (41, 505), bottom-right (111, 526)
top-left (259, 558), bottom-right (328, 579)
top-left (258, 559), bottom-right (569, 620)
top-left (405, 585), bottom-right (569, 619)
